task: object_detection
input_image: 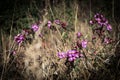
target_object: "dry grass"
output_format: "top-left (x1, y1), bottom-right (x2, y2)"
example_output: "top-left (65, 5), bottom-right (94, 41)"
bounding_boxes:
top-left (0, 1), bottom-right (118, 80)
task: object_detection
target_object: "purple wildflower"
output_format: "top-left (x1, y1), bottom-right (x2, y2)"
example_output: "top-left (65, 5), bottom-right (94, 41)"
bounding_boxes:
top-left (79, 53), bottom-right (84, 57)
top-left (31, 24), bottom-right (39, 32)
top-left (98, 17), bottom-right (108, 26)
top-left (68, 57), bottom-right (76, 62)
top-left (104, 37), bottom-right (112, 44)
top-left (48, 21), bottom-right (52, 28)
top-left (76, 32), bottom-right (82, 38)
top-left (94, 13), bottom-right (108, 26)
top-left (94, 13), bottom-right (103, 20)
top-left (94, 13), bottom-right (102, 22)
top-left (106, 24), bottom-right (112, 31)
top-left (11, 50), bottom-right (16, 55)
top-left (104, 38), bottom-right (109, 44)
top-left (57, 49), bottom-right (84, 62)
top-left (54, 20), bottom-right (60, 25)
top-left (58, 52), bottom-right (67, 59)
top-left (67, 50), bottom-right (80, 61)
top-left (81, 40), bottom-right (87, 48)
top-left (90, 20), bottom-right (94, 24)
top-left (67, 50), bottom-right (77, 56)
top-left (14, 34), bottom-right (25, 44)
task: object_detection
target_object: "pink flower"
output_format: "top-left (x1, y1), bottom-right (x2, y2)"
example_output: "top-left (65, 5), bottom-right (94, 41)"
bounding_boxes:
top-left (106, 24), bottom-right (112, 31)
top-left (67, 50), bottom-right (80, 62)
top-left (93, 13), bottom-right (109, 26)
top-left (58, 52), bottom-right (67, 59)
top-left (79, 53), bottom-right (84, 57)
top-left (104, 37), bottom-right (112, 44)
top-left (31, 24), bottom-right (39, 32)
top-left (10, 50), bottom-right (16, 55)
top-left (67, 50), bottom-right (77, 56)
top-left (12, 50), bottom-right (16, 55)
top-left (54, 20), bottom-right (60, 24)
top-left (81, 40), bottom-right (87, 48)
top-left (68, 57), bottom-right (76, 62)
top-left (76, 32), bottom-right (82, 38)
top-left (90, 20), bottom-right (94, 24)
top-left (48, 21), bottom-right (52, 28)
top-left (58, 49), bottom-right (83, 62)
top-left (14, 34), bottom-right (25, 44)
top-left (104, 38), bottom-right (109, 44)
top-left (99, 18), bottom-right (108, 26)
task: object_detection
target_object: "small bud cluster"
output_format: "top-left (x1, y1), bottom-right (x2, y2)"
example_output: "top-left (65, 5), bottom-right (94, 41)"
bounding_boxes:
top-left (90, 13), bottom-right (112, 31)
